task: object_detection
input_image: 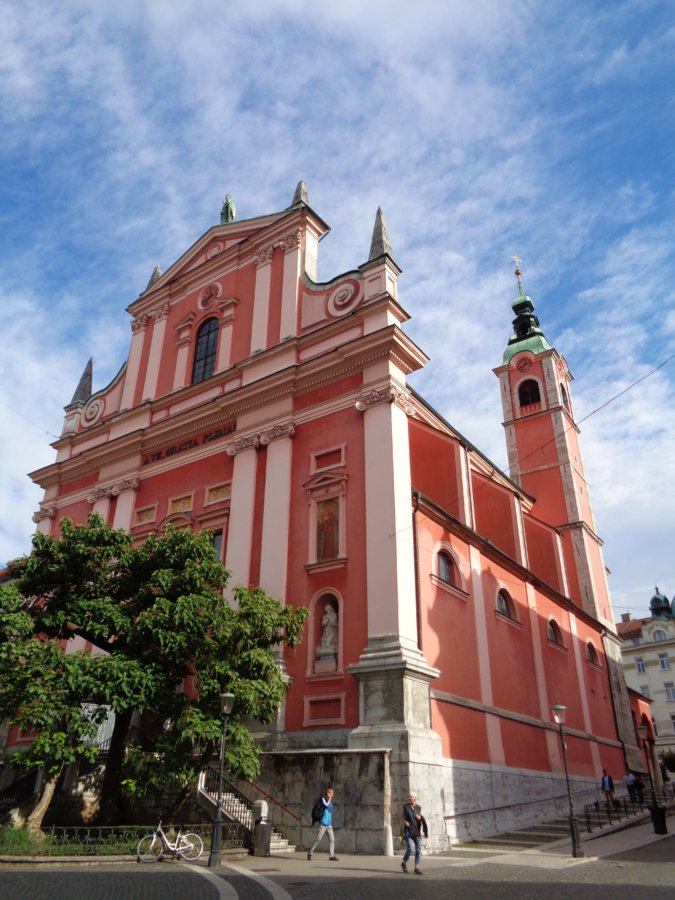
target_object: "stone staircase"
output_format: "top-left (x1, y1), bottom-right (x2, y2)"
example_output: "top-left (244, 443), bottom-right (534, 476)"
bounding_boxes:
top-left (197, 766), bottom-right (297, 854)
top-left (462, 818), bottom-right (574, 851)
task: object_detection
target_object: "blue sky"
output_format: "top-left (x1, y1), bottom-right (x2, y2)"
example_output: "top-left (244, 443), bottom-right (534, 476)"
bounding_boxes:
top-left (1, 0), bottom-right (674, 622)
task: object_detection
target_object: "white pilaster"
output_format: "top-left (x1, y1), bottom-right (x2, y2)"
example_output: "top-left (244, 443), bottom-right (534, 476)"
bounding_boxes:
top-left (259, 435), bottom-right (293, 601)
top-left (216, 298), bottom-right (238, 372)
top-left (224, 446), bottom-right (258, 598)
top-left (279, 230), bottom-right (302, 340)
top-left (469, 544), bottom-right (505, 765)
top-left (141, 304), bottom-right (169, 400)
top-left (250, 247), bottom-right (273, 354)
top-left (362, 397), bottom-right (417, 647)
top-left (112, 486), bottom-right (138, 531)
top-left (120, 318), bottom-right (148, 409)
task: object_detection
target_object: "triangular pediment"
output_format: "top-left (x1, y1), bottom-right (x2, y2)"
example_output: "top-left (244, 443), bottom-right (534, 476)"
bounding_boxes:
top-left (303, 470), bottom-right (348, 495)
top-left (130, 207), bottom-right (315, 309)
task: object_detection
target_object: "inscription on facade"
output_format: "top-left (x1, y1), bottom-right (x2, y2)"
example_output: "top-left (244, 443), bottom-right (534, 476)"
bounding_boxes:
top-left (142, 421), bottom-right (236, 466)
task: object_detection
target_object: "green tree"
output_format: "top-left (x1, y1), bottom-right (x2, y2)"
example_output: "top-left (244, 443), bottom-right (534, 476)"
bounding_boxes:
top-left (2, 514), bottom-right (307, 827)
top-left (0, 582), bottom-right (107, 836)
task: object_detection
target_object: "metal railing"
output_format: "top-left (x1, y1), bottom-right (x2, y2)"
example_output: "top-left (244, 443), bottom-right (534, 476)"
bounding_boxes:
top-left (582, 789), bottom-right (673, 833)
top-left (199, 764), bottom-right (254, 834)
top-left (0, 822), bottom-right (248, 857)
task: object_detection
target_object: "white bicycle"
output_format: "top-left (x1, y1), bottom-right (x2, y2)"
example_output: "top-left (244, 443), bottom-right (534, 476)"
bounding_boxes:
top-left (136, 820), bottom-right (204, 862)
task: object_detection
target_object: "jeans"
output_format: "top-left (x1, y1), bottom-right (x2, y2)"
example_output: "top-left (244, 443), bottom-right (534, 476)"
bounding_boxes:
top-left (403, 831), bottom-right (422, 866)
top-left (310, 824), bottom-right (335, 856)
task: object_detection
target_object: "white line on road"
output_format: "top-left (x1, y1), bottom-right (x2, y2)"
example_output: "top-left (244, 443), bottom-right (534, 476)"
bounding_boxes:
top-left (186, 865), bottom-right (239, 899)
top-left (226, 862), bottom-right (294, 900)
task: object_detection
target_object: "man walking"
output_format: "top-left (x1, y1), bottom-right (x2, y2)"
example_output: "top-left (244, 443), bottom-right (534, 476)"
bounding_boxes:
top-left (307, 787), bottom-right (338, 861)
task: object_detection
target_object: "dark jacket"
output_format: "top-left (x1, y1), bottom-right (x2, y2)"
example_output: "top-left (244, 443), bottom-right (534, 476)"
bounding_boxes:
top-left (402, 802), bottom-right (428, 838)
top-left (601, 774), bottom-right (614, 793)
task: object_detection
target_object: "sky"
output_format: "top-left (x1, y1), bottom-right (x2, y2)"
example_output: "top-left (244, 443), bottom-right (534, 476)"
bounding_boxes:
top-left (1, 0), bottom-right (674, 623)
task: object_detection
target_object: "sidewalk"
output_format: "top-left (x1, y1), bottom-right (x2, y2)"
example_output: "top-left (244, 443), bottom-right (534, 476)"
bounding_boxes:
top-left (1, 816), bottom-right (670, 873)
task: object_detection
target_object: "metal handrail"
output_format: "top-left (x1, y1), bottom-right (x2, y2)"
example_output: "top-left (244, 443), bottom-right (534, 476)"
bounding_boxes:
top-left (247, 780), bottom-right (301, 822)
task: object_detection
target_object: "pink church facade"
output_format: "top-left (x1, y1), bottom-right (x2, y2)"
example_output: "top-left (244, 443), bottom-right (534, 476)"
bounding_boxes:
top-left (27, 185), bottom-right (642, 847)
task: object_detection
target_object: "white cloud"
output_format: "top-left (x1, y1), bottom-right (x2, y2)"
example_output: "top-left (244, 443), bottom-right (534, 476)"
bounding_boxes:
top-left (1, 0), bottom-right (674, 626)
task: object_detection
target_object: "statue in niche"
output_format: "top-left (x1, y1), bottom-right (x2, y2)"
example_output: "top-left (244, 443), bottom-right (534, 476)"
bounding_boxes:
top-left (220, 193), bottom-right (236, 224)
top-left (316, 497), bottom-right (339, 562)
top-left (315, 602), bottom-right (339, 671)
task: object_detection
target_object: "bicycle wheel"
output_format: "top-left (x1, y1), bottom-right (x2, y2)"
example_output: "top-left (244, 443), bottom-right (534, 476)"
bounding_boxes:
top-left (137, 833), bottom-right (163, 862)
top-left (178, 832), bottom-right (204, 860)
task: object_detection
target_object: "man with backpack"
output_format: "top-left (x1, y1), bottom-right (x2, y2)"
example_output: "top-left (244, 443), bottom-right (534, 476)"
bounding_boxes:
top-left (307, 787), bottom-right (338, 861)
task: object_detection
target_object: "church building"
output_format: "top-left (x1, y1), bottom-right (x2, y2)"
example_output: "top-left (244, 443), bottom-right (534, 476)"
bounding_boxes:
top-left (26, 184), bottom-right (644, 849)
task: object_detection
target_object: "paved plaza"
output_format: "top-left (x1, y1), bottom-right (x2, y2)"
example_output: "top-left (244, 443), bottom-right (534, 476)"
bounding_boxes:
top-left (1, 820), bottom-right (674, 899)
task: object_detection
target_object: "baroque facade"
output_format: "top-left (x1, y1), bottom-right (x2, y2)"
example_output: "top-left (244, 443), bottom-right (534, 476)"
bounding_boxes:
top-left (21, 184), bottom-right (645, 848)
top-left (618, 589), bottom-right (675, 758)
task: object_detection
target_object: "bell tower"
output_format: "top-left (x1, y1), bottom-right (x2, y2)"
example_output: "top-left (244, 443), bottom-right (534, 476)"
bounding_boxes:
top-left (494, 258), bottom-right (615, 627)
top-left (494, 259), bottom-right (641, 770)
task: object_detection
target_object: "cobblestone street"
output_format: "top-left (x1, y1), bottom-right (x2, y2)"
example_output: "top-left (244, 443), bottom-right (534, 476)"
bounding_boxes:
top-left (1, 829), bottom-right (673, 900)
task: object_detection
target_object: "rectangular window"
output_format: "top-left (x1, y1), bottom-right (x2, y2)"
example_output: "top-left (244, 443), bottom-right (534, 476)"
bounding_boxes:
top-left (640, 685), bottom-right (651, 698)
top-left (658, 653), bottom-right (671, 670)
top-left (636, 657), bottom-right (645, 673)
top-left (652, 716), bottom-right (658, 736)
top-left (671, 715), bottom-right (675, 735)
top-left (665, 682), bottom-right (675, 701)
top-left (212, 530), bottom-right (223, 562)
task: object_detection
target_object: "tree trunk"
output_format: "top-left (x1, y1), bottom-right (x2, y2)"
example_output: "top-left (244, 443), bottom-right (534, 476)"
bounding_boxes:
top-left (166, 782), bottom-right (194, 826)
top-left (165, 745), bottom-right (215, 826)
top-left (25, 766), bottom-right (63, 838)
top-left (96, 708), bottom-right (132, 824)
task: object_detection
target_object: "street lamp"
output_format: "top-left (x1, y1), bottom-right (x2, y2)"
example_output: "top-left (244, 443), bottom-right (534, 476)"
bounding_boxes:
top-left (208, 691), bottom-right (235, 868)
top-left (551, 702), bottom-right (584, 858)
top-left (636, 724), bottom-right (656, 803)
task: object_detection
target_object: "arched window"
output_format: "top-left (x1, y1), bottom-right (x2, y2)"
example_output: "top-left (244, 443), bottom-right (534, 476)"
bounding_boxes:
top-left (437, 551), bottom-right (455, 586)
top-left (560, 383), bottom-right (570, 411)
top-left (496, 589), bottom-right (516, 620)
top-left (518, 379), bottom-right (541, 406)
top-left (653, 629), bottom-right (667, 642)
top-left (547, 619), bottom-right (563, 645)
top-left (191, 317), bottom-right (219, 384)
top-left (586, 642), bottom-right (598, 664)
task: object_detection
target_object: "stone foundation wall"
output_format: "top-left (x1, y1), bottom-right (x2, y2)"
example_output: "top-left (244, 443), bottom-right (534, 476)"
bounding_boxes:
top-left (251, 748), bottom-right (601, 853)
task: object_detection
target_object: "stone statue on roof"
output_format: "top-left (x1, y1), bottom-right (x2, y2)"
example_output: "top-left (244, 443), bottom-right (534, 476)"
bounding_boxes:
top-left (220, 193), bottom-right (236, 225)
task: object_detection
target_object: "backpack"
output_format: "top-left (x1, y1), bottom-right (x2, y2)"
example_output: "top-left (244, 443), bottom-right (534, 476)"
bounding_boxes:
top-left (310, 797), bottom-right (324, 824)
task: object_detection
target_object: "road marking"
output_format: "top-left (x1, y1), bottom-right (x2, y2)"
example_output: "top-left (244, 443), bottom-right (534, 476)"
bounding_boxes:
top-left (226, 862), bottom-right (294, 900)
top-left (186, 865), bottom-right (239, 899)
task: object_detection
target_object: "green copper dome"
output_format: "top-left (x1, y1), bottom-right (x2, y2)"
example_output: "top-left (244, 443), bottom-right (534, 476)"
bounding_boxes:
top-left (503, 287), bottom-right (551, 364)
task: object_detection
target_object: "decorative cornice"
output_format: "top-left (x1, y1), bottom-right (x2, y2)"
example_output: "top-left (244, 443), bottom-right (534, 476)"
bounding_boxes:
top-left (32, 505), bottom-right (56, 523)
top-left (226, 422), bottom-right (296, 455)
top-left (354, 386), bottom-right (415, 416)
top-left (150, 302), bottom-right (170, 322)
top-left (253, 244), bottom-right (275, 268)
top-left (280, 228), bottom-right (303, 253)
top-left (131, 314), bottom-right (149, 334)
top-left (87, 477), bottom-right (140, 504)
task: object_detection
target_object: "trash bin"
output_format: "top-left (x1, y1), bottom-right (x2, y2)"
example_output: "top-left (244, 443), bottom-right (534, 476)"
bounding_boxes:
top-left (253, 820), bottom-right (272, 856)
top-left (649, 805), bottom-right (668, 835)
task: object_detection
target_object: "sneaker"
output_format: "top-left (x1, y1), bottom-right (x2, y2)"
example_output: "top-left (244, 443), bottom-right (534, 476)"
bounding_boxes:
top-left (307, 852), bottom-right (312, 860)
top-left (401, 861), bottom-right (408, 873)
top-left (414, 867), bottom-right (423, 875)
top-left (329, 856), bottom-right (339, 861)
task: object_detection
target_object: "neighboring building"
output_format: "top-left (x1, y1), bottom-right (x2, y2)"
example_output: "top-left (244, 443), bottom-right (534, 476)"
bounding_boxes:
top-left (22, 184), bottom-right (642, 848)
top-left (618, 589), bottom-right (675, 759)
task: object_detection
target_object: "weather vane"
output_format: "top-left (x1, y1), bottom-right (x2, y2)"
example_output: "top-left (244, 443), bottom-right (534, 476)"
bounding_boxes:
top-left (512, 254), bottom-right (524, 293)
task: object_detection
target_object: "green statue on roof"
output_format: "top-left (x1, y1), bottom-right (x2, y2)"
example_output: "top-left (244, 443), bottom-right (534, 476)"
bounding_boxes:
top-left (220, 193), bottom-right (236, 225)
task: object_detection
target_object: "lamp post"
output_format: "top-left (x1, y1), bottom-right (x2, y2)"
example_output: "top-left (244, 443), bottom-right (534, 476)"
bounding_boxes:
top-left (551, 702), bottom-right (584, 858)
top-left (636, 724), bottom-right (656, 803)
top-left (208, 691), bottom-right (235, 868)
